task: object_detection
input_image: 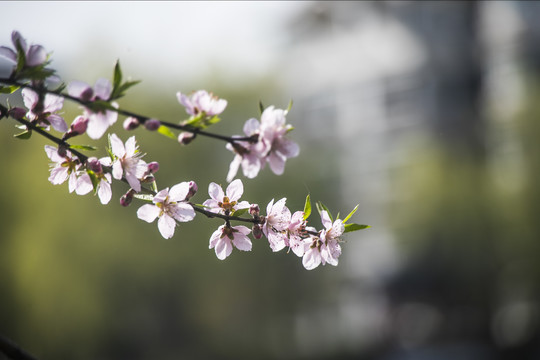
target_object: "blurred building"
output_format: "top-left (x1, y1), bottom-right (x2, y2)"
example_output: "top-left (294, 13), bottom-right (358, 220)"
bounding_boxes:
top-left (278, 1), bottom-right (540, 358)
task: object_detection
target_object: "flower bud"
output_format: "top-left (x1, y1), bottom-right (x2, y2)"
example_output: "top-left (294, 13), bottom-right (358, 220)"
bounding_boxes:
top-left (249, 204), bottom-right (260, 217)
top-left (79, 87), bottom-right (94, 102)
top-left (144, 118), bottom-right (161, 131)
top-left (123, 116), bottom-right (140, 130)
top-left (178, 132), bottom-right (196, 145)
top-left (69, 115), bottom-right (88, 135)
top-left (147, 161), bottom-right (159, 174)
top-left (186, 180), bottom-right (198, 200)
top-left (87, 157), bottom-right (103, 173)
top-left (57, 144), bottom-right (68, 158)
top-left (8, 107), bottom-right (27, 120)
top-left (252, 224), bottom-right (263, 239)
top-left (120, 189), bottom-right (136, 207)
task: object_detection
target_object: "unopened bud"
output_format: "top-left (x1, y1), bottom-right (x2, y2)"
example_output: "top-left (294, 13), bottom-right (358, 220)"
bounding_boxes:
top-left (87, 157), bottom-right (103, 173)
top-left (144, 118), bottom-right (161, 131)
top-left (79, 87), bottom-right (94, 102)
top-left (186, 180), bottom-right (198, 200)
top-left (123, 116), bottom-right (140, 130)
top-left (70, 115), bottom-right (88, 135)
top-left (249, 204), bottom-right (260, 217)
top-left (252, 224), bottom-right (263, 239)
top-left (147, 161), bottom-right (159, 174)
top-left (120, 189), bottom-right (136, 207)
top-left (178, 132), bottom-right (196, 145)
top-left (57, 144), bottom-right (68, 158)
top-left (8, 107), bottom-right (27, 120)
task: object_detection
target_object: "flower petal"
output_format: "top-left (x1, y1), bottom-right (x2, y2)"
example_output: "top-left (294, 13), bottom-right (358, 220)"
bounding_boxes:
top-left (21, 88), bottom-right (38, 110)
top-left (75, 173), bottom-right (93, 195)
top-left (0, 46), bottom-right (17, 63)
top-left (93, 78), bottom-right (112, 100)
top-left (47, 114), bottom-right (68, 133)
top-left (109, 133), bottom-right (126, 158)
top-left (226, 179), bottom-right (243, 201)
top-left (208, 182), bottom-right (225, 202)
top-left (97, 178), bottom-right (112, 204)
top-left (26, 45), bottom-right (47, 67)
top-left (137, 204), bottom-right (160, 223)
top-left (214, 237), bottom-right (232, 260)
top-left (157, 214), bottom-right (176, 239)
top-left (302, 248), bottom-right (322, 270)
top-left (170, 202), bottom-right (196, 223)
top-left (169, 182), bottom-right (190, 202)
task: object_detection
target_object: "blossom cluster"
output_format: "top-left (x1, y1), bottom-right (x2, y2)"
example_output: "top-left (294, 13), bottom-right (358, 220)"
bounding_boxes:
top-left (0, 31), bottom-right (369, 271)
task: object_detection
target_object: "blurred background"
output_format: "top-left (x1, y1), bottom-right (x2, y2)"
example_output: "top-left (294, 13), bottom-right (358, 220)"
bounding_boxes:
top-left (2, 1), bottom-right (540, 359)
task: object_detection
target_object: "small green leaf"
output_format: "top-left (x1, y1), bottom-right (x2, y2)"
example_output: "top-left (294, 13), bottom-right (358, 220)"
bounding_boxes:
top-left (14, 129), bottom-right (32, 139)
top-left (316, 201), bottom-right (333, 222)
top-left (133, 193), bottom-right (155, 201)
top-left (286, 99), bottom-right (293, 112)
top-left (259, 100), bottom-right (265, 114)
top-left (0, 85), bottom-right (20, 94)
top-left (232, 208), bottom-right (249, 217)
top-left (343, 204), bottom-right (359, 224)
top-left (113, 60), bottom-right (122, 89)
top-left (157, 125), bottom-right (176, 140)
top-left (344, 223), bottom-right (370, 233)
top-left (70, 144), bottom-right (97, 151)
top-left (303, 194), bottom-right (311, 220)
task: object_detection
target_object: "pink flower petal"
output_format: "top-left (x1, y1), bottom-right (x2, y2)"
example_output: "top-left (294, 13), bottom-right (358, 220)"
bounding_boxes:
top-left (208, 182), bottom-right (224, 202)
top-left (226, 179), bottom-right (243, 201)
top-left (97, 177), bottom-right (112, 204)
top-left (47, 114), bottom-right (68, 133)
top-left (158, 214), bottom-right (176, 239)
top-left (26, 45), bottom-right (47, 67)
top-left (86, 112), bottom-right (111, 139)
top-left (302, 248), bottom-right (322, 270)
top-left (169, 182), bottom-right (190, 202)
top-left (109, 133), bottom-right (126, 158)
top-left (226, 155), bottom-right (241, 183)
top-left (214, 237), bottom-right (232, 260)
top-left (93, 78), bottom-right (112, 100)
top-left (75, 173), bottom-right (94, 195)
top-left (68, 81), bottom-right (92, 99)
top-left (0, 46), bottom-right (17, 63)
top-left (267, 152), bottom-right (286, 175)
top-left (137, 204), bottom-right (160, 223)
top-left (21, 88), bottom-right (38, 110)
top-left (170, 202), bottom-right (196, 223)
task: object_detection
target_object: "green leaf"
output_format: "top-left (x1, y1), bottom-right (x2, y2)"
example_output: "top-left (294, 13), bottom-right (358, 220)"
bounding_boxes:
top-left (113, 60), bottom-right (122, 89)
top-left (14, 129), bottom-right (32, 140)
top-left (157, 125), bottom-right (176, 140)
top-left (316, 201), bottom-right (333, 222)
top-left (343, 204), bottom-right (359, 224)
top-left (343, 223), bottom-right (370, 233)
top-left (0, 85), bottom-right (20, 94)
top-left (113, 80), bottom-right (141, 99)
top-left (133, 193), bottom-right (155, 201)
top-left (286, 99), bottom-right (293, 112)
top-left (303, 194), bottom-right (311, 220)
top-left (232, 208), bottom-right (249, 217)
top-left (70, 144), bottom-right (97, 151)
top-left (86, 100), bottom-right (117, 113)
top-left (259, 100), bottom-right (265, 114)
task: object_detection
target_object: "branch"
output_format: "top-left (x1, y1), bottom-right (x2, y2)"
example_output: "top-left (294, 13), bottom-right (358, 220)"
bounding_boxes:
top-left (0, 333), bottom-right (39, 360)
top-left (0, 78), bottom-right (258, 144)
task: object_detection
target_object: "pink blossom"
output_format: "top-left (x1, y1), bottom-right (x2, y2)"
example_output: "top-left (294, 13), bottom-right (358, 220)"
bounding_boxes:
top-left (44, 145), bottom-right (80, 192)
top-left (202, 179), bottom-right (250, 215)
top-left (22, 88), bottom-right (67, 132)
top-left (209, 225), bottom-right (252, 260)
top-left (259, 106), bottom-right (299, 175)
top-left (262, 198), bottom-right (291, 252)
top-left (75, 157), bottom-right (112, 205)
top-left (226, 118), bottom-right (266, 182)
top-left (0, 31), bottom-right (47, 67)
top-left (177, 90), bottom-right (227, 117)
top-left (67, 79), bottom-right (118, 139)
top-left (105, 133), bottom-right (147, 192)
top-left (287, 211), bottom-right (310, 257)
top-left (137, 182), bottom-right (196, 239)
top-left (301, 211), bottom-right (344, 270)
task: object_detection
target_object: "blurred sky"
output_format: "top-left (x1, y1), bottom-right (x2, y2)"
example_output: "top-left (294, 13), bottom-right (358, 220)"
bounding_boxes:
top-left (0, 1), bottom-right (308, 84)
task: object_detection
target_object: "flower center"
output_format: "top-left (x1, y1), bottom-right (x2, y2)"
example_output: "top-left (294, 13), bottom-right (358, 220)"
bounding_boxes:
top-left (218, 196), bottom-right (237, 211)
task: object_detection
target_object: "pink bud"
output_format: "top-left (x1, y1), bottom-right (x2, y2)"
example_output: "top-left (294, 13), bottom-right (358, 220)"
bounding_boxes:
top-left (87, 157), bottom-right (102, 173)
top-left (144, 118), bottom-right (160, 131)
top-left (252, 224), bottom-right (263, 239)
top-left (147, 162), bottom-right (159, 174)
top-left (123, 116), bottom-right (140, 130)
top-left (120, 189), bottom-right (135, 207)
top-left (70, 115), bottom-right (88, 135)
top-left (186, 180), bottom-right (198, 200)
top-left (79, 87), bottom-right (94, 102)
top-left (249, 204), bottom-right (260, 217)
top-left (8, 107), bottom-right (27, 120)
top-left (178, 132), bottom-right (196, 145)
top-left (57, 145), bottom-right (68, 158)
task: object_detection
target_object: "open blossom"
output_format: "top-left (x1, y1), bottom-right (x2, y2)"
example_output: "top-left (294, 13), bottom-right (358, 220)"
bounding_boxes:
top-left (177, 90), bottom-right (227, 117)
top-left (0, 31), bottom-right (47, 67)
top-left (75, 157), bottom-right (112, 205)
top-left (67, 78), bottom-right (118, 139)
top-left (44, 145), bottom-right (80, 192)
top-left (302, 210), bottom-right (344, 270)
top-left (226, 106), bottom-right (299, 181)
top-left (209, 225), bottom-right (252, 260)
top-left (202, 179), bottom-right (250, 215)
top-left (103, 133), bottom-right (147, 192)
top-left (263, 198), bottom-right (291, 252)
top-left (137, 182), bottom-right (196, 239)
top-left (287, 211), bottom-right (310, 257)
top-left (22, 88), bottom-right (67, 132)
